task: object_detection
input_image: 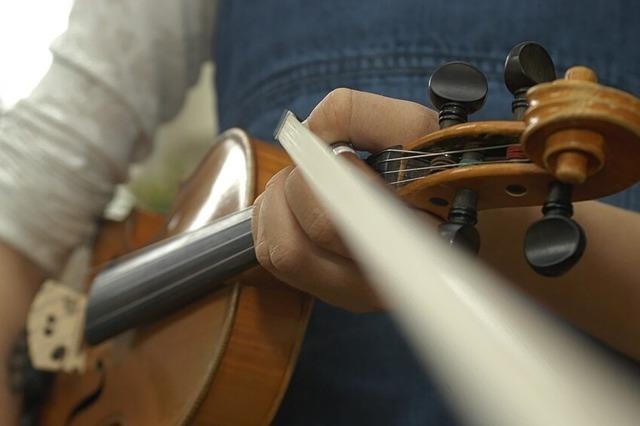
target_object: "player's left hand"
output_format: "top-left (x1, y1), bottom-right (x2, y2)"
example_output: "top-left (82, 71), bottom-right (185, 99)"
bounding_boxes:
top-left (252, 88), bottom-right (439, 312)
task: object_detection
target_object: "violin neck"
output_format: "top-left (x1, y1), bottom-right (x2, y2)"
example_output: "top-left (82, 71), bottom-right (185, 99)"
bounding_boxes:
top-left (84, 207), bottom-right (256, 345)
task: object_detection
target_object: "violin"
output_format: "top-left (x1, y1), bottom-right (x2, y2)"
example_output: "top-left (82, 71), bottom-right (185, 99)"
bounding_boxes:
top-left (16, 41), bottom-right (640, 425)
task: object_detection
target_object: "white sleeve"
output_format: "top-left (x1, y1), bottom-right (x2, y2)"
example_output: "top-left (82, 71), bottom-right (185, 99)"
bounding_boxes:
top-left (0, 0), bottom-right (218, 275)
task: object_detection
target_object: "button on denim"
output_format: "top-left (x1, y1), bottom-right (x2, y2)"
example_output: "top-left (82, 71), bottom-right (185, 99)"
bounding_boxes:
top-left (214, 1), bottom-right (640, 424)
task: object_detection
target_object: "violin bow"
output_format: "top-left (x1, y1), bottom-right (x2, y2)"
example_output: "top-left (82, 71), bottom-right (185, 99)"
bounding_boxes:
top-left (276, 110), bottom-right (640, 426)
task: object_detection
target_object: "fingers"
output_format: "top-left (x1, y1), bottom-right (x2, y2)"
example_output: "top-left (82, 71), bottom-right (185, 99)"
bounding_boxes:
top-left (252, 89), bottom-right (438, 312)
top-left (285, 89), bottom-right (437, 256)
top-left (251, 167), bottom-right (293, 260)
top-left (252, 167), bottom-right (380, 312)
top-left (305, 88), bottom-right (439, 151)
top-left (283, 167), bottom-right (349, 257)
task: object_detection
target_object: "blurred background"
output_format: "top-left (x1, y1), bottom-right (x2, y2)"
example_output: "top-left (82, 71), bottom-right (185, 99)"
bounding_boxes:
top-left (0, 0), bottom-right (218, 215)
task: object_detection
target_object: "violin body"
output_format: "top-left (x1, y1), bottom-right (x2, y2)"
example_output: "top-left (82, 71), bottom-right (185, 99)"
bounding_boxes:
top-left (40, 129), bottom-right (312, 425)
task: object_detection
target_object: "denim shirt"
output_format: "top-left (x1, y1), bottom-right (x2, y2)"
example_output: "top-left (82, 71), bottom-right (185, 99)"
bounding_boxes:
top-left (213, 2), bottom-right (640, 424)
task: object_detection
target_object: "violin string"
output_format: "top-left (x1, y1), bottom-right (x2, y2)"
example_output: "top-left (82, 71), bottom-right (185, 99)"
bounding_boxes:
top-left (382, 158), bottom-right (531, 176)
top-left (371, 143), bottom-right (517, 164)
top-left (77, 222), bottom-right (254, 292)
top-left (388, 159), bottom-right (531, 185)
top-left (115, 228), bottom-right (254, 285)
top-left (87, 245), bottom-right (257, 328)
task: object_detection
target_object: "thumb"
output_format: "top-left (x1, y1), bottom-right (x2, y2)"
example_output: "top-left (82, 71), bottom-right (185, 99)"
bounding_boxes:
top-left (304, 88), bottom-right (438, 152)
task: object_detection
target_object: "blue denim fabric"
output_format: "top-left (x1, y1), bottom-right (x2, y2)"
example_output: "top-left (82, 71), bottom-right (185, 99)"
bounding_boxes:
top-left (213, 1), bottom-right (640, 424)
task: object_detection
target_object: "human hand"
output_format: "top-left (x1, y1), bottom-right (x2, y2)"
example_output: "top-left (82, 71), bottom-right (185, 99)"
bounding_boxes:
top-left (251, 88), bottom-right (439, 312)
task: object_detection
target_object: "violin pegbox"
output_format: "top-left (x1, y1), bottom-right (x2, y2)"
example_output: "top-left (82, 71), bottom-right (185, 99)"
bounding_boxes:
top-left (368, 41), bottom-right (640, 276)
top-left (521, 65), bottom-right (640, 275)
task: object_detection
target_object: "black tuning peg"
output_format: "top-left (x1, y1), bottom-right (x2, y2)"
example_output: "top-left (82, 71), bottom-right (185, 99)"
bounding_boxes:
top-left (504, 41), bottom-right (556, 119)
top-left (524, 182), bottom-right (586, 277)
top-left (428, 62), bottom-right (488, 128)
top-left (438, 188), bottom-right (481, 254)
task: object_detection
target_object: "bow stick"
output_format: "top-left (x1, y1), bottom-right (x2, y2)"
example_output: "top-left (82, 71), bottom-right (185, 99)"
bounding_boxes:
top-left (275, 110), bottom-right (640, 426)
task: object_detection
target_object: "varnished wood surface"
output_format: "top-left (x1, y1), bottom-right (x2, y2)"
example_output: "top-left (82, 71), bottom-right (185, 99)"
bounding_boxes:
top-left (190, 138), bottom-right (311, 426)
top-left (523, 66), bottom-right (640, 187)
top-left (41, 132), bottom-right (311, 426)
top-left (398, 98), bottom-right (640, 218)
top-left (406, 120), bottom-right (524, 150)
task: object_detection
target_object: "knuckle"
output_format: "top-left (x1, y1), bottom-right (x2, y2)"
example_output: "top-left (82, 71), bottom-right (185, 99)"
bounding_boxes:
top-left (306, 212), bottom-right (337, 249)
top-left (268, 243), bottom-right (303, 277)
top-left (251, 197), bottom-right (263, 227)
top-left (283, 169), bottom-right (342, 253)
top-left (264, 166), bottom-right (293, 190)
top-left (324, 87), bottom-right (352, 106)
top-left (254, 240), bottom-right (273, 272)
top-left (317, 88), bottom-right (354, 132)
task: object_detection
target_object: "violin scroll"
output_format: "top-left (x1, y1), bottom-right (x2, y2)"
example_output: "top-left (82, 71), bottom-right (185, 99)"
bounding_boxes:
top-left (522, 65), bottom-right (640, 186)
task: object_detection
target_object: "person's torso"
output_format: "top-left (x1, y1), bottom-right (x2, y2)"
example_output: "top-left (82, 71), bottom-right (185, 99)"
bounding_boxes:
top-left (214, 0), bottom-right (640, 139)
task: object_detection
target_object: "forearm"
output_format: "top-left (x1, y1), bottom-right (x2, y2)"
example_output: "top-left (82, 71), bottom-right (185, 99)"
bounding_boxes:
top-left (479, 200), bottom-right (640, 360)
top-left (0, 243), bottom-right (44, 425)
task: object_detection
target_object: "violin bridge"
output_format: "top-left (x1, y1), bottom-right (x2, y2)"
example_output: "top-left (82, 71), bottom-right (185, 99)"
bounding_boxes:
top-left (26, 280), bottom-right (87, 373)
